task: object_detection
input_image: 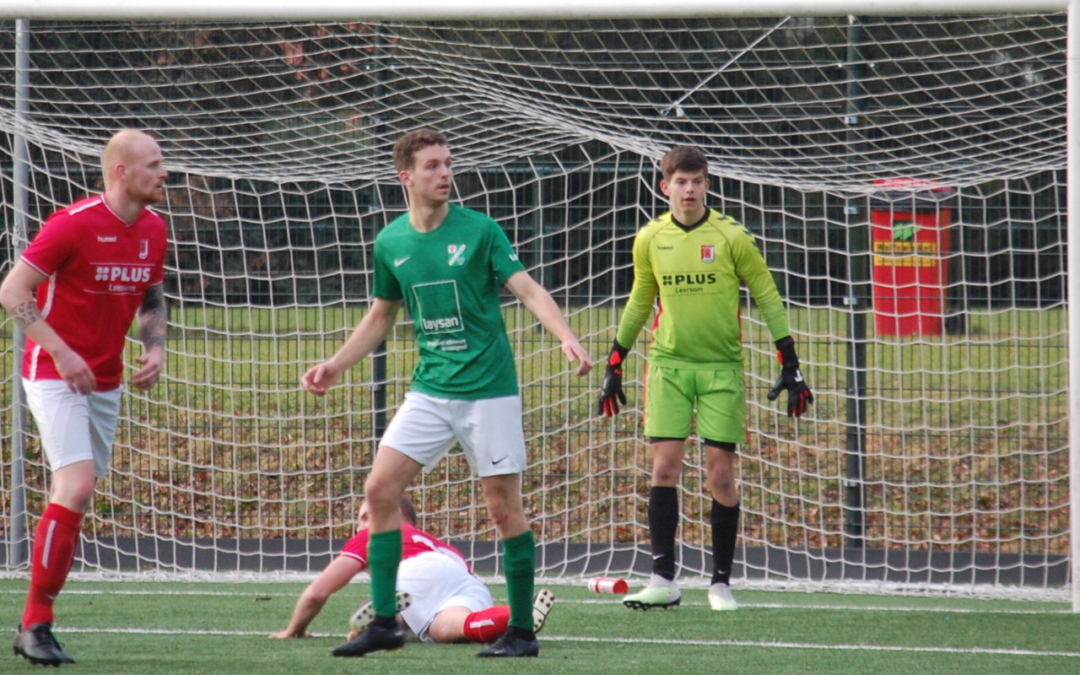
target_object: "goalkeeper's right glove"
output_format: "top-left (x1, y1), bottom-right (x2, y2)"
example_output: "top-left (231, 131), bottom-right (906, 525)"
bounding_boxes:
top-left (597, 339), bottom-right (630, 417)
top-left (767, 336), bottom-right (814, 417)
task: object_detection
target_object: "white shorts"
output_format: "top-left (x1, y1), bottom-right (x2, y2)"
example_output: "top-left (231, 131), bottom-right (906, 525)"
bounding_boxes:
top-left (381, 392), bottom-right (527, 477)
top-left (396, 550), bottom-right (494, 642)
top-left (23, 378), bottom-right (122, 478)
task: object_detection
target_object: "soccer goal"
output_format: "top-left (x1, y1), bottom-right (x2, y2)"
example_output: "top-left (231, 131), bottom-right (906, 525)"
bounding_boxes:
top-left (0, 3), bottom-right (1076, 607)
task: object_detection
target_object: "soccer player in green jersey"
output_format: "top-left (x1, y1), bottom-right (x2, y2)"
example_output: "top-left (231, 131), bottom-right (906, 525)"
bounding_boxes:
top-left (598, 145), bottom-right (813, 612)
top-left (302, 129), bottom-right (592, 658)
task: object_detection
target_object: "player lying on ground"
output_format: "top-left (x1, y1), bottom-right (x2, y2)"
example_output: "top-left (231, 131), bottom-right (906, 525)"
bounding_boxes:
top-left (270, 496), bottom-right (554, 643)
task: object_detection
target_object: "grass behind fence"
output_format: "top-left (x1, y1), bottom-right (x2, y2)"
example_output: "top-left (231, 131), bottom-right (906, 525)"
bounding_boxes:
top-left (0, 306), bottom-right (1069, 553)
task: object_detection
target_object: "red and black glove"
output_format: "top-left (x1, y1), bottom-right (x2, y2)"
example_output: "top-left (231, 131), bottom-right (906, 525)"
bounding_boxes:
top-left (767, 336), bottom-right (814, 417)
top-left (597, 339), bottom-right (629, 417)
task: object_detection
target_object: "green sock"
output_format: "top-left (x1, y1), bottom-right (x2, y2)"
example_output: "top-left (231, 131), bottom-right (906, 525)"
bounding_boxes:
top-left (367, 529), bottom-right (402, 618)
top-left (501, 530), bottom-right (536, 631)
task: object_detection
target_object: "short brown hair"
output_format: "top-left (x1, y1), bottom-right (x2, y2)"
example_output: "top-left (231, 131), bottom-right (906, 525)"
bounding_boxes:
top-left (660, 145), bottom-right (709, 181)
top-left (393, 129), bottom-right (447, 172)
top-left (398, 496), bottom-right (418, 526)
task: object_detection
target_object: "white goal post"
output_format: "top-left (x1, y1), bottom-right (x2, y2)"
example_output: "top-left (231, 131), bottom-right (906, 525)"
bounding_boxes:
top-left (0, 1), bottom-right (1071, 20)
top-left (0, 2), bottom-right (1077, 612)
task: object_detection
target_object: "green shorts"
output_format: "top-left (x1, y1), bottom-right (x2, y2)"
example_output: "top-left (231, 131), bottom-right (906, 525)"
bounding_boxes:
top-left (644, 365), bottom-right (746, 445)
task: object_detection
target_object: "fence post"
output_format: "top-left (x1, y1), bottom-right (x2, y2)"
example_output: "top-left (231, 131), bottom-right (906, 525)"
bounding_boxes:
top-left (843, 16), bottom-right (869, 549)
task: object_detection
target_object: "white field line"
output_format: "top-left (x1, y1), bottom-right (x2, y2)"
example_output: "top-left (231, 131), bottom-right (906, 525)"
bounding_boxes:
top-left (48, 627), bottom-right (1080, 659)
top-left (2, 586), bottom-right (1073, 658)
top-left (0, 587), bottom-right (1071, 615)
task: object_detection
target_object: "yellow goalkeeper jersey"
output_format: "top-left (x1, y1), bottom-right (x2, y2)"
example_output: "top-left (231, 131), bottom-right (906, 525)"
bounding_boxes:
top-left (615, 209), bottom-right (790, 369)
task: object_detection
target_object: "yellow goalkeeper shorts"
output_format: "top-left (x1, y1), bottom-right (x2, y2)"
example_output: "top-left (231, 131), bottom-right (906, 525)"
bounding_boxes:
top-left (643, 365), bottom-right (745, 444)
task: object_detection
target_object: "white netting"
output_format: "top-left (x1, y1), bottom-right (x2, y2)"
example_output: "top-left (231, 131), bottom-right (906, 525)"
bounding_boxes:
top-left (0, 15), bottom-right (1069, 599)
top-left (0, 16), bottom-right (1066, 188)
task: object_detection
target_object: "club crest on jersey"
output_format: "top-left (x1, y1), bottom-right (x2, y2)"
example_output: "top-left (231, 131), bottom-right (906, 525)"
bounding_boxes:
top-left (139, 239), bottom-right (150, 259)
top-left (701, 245), bottom-right (715, 263)
top-left (447, 244), bottom-right (467, 266)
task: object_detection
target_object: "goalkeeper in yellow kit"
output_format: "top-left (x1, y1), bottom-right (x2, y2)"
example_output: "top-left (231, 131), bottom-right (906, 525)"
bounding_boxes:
top-left (599, 145), bottom-right (813, 611)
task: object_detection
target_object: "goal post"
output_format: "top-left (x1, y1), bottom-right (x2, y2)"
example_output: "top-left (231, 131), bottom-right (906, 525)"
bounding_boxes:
top-left (0, 6), bottom-right (1076, 608)
top-left (1067, 0), bottom-right (1080, 614)
top-left (0, 1), bottom-right (1071, 20)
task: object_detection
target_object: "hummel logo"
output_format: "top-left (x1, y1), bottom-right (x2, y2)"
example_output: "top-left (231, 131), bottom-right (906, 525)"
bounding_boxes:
top-left (98, 236), bottom-right (117, 243)
top-left (509, 254), bottom-right (519, 262)
top-left (394, 256), bottom-right (411, 267)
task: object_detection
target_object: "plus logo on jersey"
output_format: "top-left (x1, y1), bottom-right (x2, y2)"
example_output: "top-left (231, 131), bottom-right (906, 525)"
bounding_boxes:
top-left (661, 272), bottom-right (718, 295)
top-left (95, 266), bottom-right (152, 283)
top-left (701, 245), bottom-right (715, 263)
top-left (94, 265), bottom-right (153, 293)
top-left (447, 244), bottom-right (467, 266)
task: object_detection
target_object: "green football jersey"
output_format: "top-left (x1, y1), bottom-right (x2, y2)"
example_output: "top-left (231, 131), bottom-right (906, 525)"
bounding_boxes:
top-left (373, 204), bottom-right (526, 399)
top-left (615, 209), bottom-right (790, 369)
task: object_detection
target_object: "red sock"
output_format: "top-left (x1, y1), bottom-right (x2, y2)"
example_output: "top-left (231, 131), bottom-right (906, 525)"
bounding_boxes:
top-left (463, 605), bottom-right (510, 643)
top-left (22, 503), bottom-right (83, 627)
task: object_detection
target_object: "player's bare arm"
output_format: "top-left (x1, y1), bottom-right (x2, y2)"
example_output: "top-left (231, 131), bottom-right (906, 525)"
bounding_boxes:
top-left (301, 298), bottom-right (401, 395)
top-left (504, 271), bottom-right (593, 376)
top-left (132, 284), bottom-right (168, 390)
top-left (9, 299), bottom-right (42, 330)
top-left (0, 260), bottom-right (48, 324)
top-left (0, 259), bottom-right (96, 394)
top-left (270, 555), bottom-right (363, 638)
top-left (137, 284), bottom-right (168, 351)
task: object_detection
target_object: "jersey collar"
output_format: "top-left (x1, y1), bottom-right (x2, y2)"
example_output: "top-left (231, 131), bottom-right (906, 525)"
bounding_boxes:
top-left (670, 208), bottom-right (712, 233)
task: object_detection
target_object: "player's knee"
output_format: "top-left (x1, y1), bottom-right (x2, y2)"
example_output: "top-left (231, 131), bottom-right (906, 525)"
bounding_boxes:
top-left (708, 465), bottom-right (736, 488)
top-left (425, 622), bottom-right (459, 643)
top-left (487, 502), bottom-right (527, 535)
top-left (709, 475), bottom-right (738, 501)
top-left (362, 478), bottom-right (399, 515)
top-left (486, 501), bottom-right (511, 528)
top-left (50, 468), bottom-right (97, 513)
top-left (651, 463), bottom-right (682, 486)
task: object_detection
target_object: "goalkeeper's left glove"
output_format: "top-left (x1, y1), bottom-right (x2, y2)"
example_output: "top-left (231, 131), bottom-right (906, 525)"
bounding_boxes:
top-left (767, 336), bottom-right (814, 417)
top-left (597, 339), bottom-right (629, 417)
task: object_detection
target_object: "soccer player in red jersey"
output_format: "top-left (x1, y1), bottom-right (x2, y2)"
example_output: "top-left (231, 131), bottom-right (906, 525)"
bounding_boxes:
top-left (1, 129), bottom-right (169, 666)
top-left (270, 498), bottom-right (554, 644)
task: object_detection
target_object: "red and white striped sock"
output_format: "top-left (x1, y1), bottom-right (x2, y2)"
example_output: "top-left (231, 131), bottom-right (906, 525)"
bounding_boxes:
top-left (462, 605), bottom-right (510, 643)
top-left (22, 503), bottom-right (83, 628)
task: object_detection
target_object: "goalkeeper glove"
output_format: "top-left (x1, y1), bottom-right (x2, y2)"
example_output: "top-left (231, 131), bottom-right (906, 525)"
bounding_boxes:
top-left (767, 336), bottom-right (814, 417)
top-left (597, 339), bottom-right (629, 417)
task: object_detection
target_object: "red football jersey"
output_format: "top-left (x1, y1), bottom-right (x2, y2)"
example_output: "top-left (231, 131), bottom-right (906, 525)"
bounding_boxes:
top-left (21, 195), bottom-right (168, 391)
top-left (342, 524), bottom-right (469, 571)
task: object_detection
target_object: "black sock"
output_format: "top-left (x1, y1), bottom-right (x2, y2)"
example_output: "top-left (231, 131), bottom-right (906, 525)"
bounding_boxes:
top-left (648, 486), bottom-right (679, 581)
top-left (372, 615), bottom-right (397, 630)
top-left (711, 500), bottom-right (740, 586)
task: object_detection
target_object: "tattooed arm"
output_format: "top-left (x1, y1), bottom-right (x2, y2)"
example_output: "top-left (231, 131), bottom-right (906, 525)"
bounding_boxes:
top-left (131, 284), bottom-right (168, 391)
top-left (0, 259), bottom-right (96, 394)
top-left (8, 297), bottom-right (42, 329)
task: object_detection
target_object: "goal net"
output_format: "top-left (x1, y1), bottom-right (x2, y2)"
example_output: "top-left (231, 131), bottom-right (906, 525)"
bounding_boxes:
top-left (0, 14), bottom-right (1069, 600)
